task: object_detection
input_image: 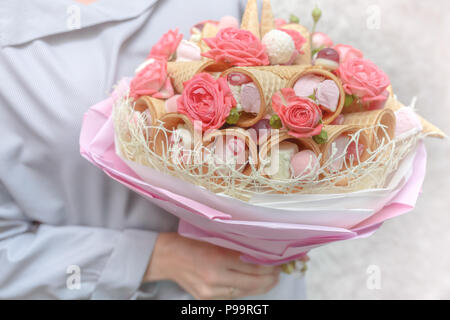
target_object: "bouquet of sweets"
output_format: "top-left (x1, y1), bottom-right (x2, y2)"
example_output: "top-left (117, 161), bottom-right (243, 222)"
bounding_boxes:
top-left (80, 0), bottom-right (446, 272)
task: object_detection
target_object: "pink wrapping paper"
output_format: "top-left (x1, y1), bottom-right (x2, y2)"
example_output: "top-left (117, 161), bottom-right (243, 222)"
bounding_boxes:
top-left (80, 97), bottom-right (427, 264)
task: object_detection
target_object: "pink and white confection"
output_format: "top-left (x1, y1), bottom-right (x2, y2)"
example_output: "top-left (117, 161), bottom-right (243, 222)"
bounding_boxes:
top-left (394, 107), bottom-right (423, 137)
top-left (329, 135), bottom-right (350, 171)
top-left (227, 73), bottom-right (252, 86)
top-left (346, 142), bottom-right (365, 161)
top-left (240, 83), bottom-right (261, 114)
top-left (176, 40), bottom-right (202, 62)
top-left (291, 150), bottom-right (319, 178)
top-left (218, 16), bottom-right (239, 30)
top-left (169, 124), bottom-right (193, 164)
top-left (316, 80), bottom-right (340, 113)
top-left (165, 94), bottom-right (181, 113)
top-left (267, 141), bottom-right (299, 180)
top-left (249, 119), bottom-right (271, 145)
top-left (212, 136), bottom-right (249, 173)
top-left (314, 48), bottom-right (340, 71)
top-left (293, 74), bottom-right (324, 97)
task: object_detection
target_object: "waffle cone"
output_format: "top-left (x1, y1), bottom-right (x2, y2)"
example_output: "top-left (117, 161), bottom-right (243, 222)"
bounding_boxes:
top-left (153, 113), bottom-right (196, 158)
top-left (222, 65), bottom-right (309, 128)
top-left (280, 24), bottom-right (311, 65)
top-left (343, 108), bottom-right (396, 149)
top-left (321, 125), bottom-right (371, 165)
top-left (203, 128), bottom-right (259, 177)
top-left (167, 60), bottom-right (229, 93)
top-left (241, 0), bottom-right (260, 39)
top-left (260, 0), bottom-right (275, 37)
top-left (287, 66), bottom-right (345, 124)
top-left (134, 96), bottom-right (166, 126)
top-left (199, 22), bottom-right (219, 53)
top-left (386, 97), bottom-right (447, 139)
top-left (259, 132), bottom-right (320, 185)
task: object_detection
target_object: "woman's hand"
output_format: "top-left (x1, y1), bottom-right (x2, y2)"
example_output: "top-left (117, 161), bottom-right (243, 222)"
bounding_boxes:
top-left (144, 232), bottom-right (281, 300)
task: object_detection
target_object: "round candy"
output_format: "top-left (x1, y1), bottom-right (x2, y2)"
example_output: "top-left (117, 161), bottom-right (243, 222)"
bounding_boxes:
top-left (315, 48), bottom-right (340, 71)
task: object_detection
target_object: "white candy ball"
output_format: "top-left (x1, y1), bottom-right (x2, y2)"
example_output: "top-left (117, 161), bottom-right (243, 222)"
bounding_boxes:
top-left (262, 30), bottom-right (296, 65)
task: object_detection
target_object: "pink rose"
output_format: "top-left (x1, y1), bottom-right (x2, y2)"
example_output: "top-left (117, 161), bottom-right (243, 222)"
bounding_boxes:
top-left (336, 58), bottom-right (390, 107)
top-left (272, 88), bottom-right (323, 138)
top-left (202, 27), bottom-right (270, 67)
top-left (279, 28), bottom-right (306, 54)
top-left (275, 18), bottom-right (287, 28)
top-left (148, 28), bottom-right (183, 60)
top-left (311, 32), bottom-right (333, 50)
top-left (177, 73), bottom-right (236, 132)
top-left (333, 44), bottom-right (363, 63)
top-left (129, 59), bottom-right (174, 100)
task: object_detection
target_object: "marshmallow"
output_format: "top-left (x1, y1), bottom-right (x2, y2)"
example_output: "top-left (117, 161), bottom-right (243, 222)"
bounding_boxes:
top-left (218, 16), bottom-right (239, 30)
top-left (316, 80), bottom-right (340, 113)
top-left (165, 94), bottom-right (181, 113)
top-left (291, 150), bottom-right (319, 179)
top-left (329, 135), bottom-right (350, 171)
top-left (240, 83), bottom-right (261, 114)
top-left (176, 40), bottom-right (202, 62)
top-left (293, 74), bottom-right (324, 98)
top-left (267, 141), bottom-right (299, 180)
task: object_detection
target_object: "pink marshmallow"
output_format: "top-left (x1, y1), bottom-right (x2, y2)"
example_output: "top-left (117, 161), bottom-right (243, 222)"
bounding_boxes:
top-left (240, 83), bottom-right (261, 114)
top-left (316, 80), bottom-right (340, 113)
top-left (346, 142), bottom-right (365, 160)
top-left (293, 74), bottom-right (324, 98)
top-left (228, 73), bottom-right (252, 86)
top-left (176, 40), bottom-right (202, 62)
top-left (165, 94), bottom-right (181, 113)
top-left (218, 16), bottom-right (239, 30)
top-left (329, 135), bottom-right (350, 171)
top-left (213, 136), bottom-right (249, 172)
top-left (291, 150), bottom-right (319, 178)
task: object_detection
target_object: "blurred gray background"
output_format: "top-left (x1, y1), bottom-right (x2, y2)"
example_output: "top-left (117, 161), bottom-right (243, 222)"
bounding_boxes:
top-left (271, 0), bottom-right (450, 299)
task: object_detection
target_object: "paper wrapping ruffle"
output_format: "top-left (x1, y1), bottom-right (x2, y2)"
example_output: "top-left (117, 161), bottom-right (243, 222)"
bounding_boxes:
top-left (80, 97), bottom-right (427, 264)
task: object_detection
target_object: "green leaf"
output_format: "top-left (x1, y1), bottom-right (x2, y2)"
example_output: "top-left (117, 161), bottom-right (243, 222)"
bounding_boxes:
top-left (308, 92), bottom-right (317, 101)
top-left (226, 108), bottom-right (240, 125)
top-left (344, 94), bottom-right (355, 107)
top-left (270, 114), bottom-right (283, 129)
top-left (313, 129), bottom-right (328, 144)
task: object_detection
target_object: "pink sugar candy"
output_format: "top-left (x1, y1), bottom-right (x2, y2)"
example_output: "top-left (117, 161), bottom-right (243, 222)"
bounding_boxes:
top-left (240, 83), bottom-right (261, 114)
top-left (293, 74), bottom-right (324, 97)
top-left (291, 150), bottom-right (319, 178)
top-left (316, 80), bottom-right (340, 113)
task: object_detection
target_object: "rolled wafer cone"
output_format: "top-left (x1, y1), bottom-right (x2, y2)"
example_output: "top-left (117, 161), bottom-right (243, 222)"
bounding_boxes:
top-left (287, 66), bottom-right (345, 124)
top-left (152, 113), bottom-right (197, 160)
top-left (134, 96), bottom-right (166, 126)
top-left (199, 22), bottom-right (219, 53)
top-left (342, 108), bottom-right (396, 149)
top-left (241, 0), bottom-right (260, 39)
top-left (260, 0), bottom-right (275, 37)
top-left (320, 125), bottom-right (370, 166)
top-left (280, 23), bottom-right (311, 65)
top-left (385, 96), bottom-right (447, 139)
top-left (203, 128), bottom-right (258, 177)
top-left (167, 60), bottom-right (229, 93)
top-left (222, 65), bottom-right (310, 128)
top-left (259, 131), bottom-right (321, 185)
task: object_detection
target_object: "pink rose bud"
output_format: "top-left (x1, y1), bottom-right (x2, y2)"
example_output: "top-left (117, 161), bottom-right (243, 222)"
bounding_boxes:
top-left (314, 48), bottom-right (340, 71)
top-left (227, 73), bottom-right (252, 86)
top-left (311, 32), bottom-right (333, 50)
